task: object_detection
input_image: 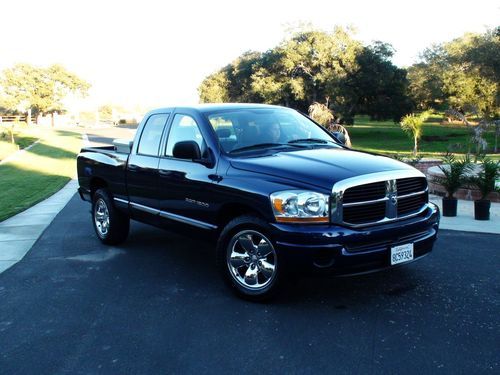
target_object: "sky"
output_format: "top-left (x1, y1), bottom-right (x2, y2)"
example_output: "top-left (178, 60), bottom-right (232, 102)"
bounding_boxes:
top-left (0, 0), bottom-right (498, 111)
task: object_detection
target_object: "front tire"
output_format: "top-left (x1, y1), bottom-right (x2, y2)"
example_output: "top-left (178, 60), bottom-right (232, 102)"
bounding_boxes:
top-left (216, 215), bottom-right (283, 301)
top-left (92, 189), bottom-right (129, 245)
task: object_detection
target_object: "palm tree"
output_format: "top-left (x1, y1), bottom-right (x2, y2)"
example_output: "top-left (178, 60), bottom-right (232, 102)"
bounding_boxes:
top-left (400, 111), bottom-right (432, 156)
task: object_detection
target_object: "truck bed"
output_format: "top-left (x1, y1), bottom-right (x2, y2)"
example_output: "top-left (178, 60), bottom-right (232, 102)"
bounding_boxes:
top-left (80, 145), bottom-right (116, 154)
top-left (77, 145), bottom-right (130, 201)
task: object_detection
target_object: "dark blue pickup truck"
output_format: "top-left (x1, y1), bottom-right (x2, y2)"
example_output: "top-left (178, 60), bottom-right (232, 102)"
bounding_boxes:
top-left (77, 104), bottom-right (440, 300)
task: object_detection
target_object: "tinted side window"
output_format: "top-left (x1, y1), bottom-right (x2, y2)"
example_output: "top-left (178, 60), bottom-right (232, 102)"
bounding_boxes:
top-left (137, 114), bottom-right (169, 156)
top-left (165, 114), bottom-right (206, 157)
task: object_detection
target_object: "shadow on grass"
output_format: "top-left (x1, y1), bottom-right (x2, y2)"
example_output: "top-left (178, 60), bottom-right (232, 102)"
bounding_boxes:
top-left (0, 131), bottom-right (81, 221)
top-left (53, 129), bottom-right (81, 137)
top-left (24, 141), bottom-right (76, 160)
top-left (0, 162), bottom-right (70, 221)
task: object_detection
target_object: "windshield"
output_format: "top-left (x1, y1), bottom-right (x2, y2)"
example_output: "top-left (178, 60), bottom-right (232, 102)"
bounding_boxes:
top-left (206, 108), bottom-right (337, 153)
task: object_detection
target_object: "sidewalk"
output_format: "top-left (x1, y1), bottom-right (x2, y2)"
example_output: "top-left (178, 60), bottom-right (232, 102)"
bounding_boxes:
top-left (429, 194), bottom-right (499, 234)
top-left (0, 179), bottom-right (78, 274)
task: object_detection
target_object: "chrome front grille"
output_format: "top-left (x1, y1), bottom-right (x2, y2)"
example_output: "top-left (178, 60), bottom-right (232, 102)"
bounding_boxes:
top-left (331, 170), bottom-right (429, 227)
top-left (343, 201), bottom-right (386, 224)
top-left (398, 193), bottom-right (428, 216)
top-left (397, 177), bottom-right (427, 196)
top-left (343, 181), bottom-right (386, 203)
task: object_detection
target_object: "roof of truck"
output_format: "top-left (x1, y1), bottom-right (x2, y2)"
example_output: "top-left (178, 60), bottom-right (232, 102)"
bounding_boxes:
top-left (149, 103), bottom-right (288, 114)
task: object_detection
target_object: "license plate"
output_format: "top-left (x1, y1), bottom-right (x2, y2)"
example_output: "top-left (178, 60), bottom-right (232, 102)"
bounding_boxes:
top-left (390, 243), bottom-right (414, 265)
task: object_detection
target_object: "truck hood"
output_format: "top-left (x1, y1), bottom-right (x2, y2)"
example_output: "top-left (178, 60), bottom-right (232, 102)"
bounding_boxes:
top-left (229, 148), bottom-right (415, 190)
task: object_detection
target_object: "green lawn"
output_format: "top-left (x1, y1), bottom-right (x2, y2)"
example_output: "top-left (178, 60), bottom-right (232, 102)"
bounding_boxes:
top-left (0, 129), bottom-right (82, 221)
top-left (0, 125), bottom-right (41, 161)
top-left (348, 115), bottom-right (498, 159)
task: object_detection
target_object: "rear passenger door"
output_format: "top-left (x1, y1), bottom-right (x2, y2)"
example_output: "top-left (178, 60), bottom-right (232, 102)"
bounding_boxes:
top-left (127, 113), bottom-right (169, 221)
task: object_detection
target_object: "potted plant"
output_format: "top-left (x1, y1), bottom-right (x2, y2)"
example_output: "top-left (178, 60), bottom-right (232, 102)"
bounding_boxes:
top-left (468, 158), bottom-right (500, 220)
top-left (433, 153), bottom-right (472, 217)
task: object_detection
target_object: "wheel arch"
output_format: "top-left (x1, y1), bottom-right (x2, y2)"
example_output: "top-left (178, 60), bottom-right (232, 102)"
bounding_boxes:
top-left (90, 177), bottom-right (108, 198)
top-left (216, 202), bottom-right (269, 233)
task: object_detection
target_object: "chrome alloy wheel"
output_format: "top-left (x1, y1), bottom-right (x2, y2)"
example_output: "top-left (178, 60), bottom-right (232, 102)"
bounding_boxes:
top-left (227, 230), bottom-right (277, 290)
top-left (94, 198), bottom-right (110, 237)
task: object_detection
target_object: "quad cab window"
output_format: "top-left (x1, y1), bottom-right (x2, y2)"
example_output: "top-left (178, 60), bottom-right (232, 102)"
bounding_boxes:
top-left (137, 113), bottom-right (169, 156)
top-left (165, 114), bottom-right (207, 158)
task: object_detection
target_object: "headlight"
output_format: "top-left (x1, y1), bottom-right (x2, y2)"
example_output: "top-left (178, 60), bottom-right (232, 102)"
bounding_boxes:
top-left (270, 190), bottom-right (329, 223)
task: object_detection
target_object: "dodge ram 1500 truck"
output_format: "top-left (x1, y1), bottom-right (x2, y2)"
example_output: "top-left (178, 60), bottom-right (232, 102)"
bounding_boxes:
top-left (77, 104), bottom-right (440, 300)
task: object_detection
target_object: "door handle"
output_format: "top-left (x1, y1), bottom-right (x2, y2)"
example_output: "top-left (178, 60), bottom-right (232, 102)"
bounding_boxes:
top-left (128, 164), bottom-right (139, 171)
top-left (159, 169), bottom-right (170, 176)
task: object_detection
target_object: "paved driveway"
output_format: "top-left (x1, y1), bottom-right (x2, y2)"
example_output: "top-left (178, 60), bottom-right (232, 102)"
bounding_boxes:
top-left (0, 193), bottom-right (498, 374)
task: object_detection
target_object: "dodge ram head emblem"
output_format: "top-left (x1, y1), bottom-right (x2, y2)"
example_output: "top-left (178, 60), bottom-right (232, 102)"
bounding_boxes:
top-left (390, 195), bottom-right (398, 205)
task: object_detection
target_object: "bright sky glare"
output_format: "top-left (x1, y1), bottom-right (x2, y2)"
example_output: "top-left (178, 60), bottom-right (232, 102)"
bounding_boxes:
top-left (0, 0), bottom-right (498, 110)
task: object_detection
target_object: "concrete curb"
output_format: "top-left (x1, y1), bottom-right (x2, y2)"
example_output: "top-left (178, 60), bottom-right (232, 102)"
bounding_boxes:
top-left (82, 133), bottom-right (90, 147)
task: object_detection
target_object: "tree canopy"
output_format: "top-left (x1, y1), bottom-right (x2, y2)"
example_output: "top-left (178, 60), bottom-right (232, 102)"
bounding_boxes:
top-left (199, 26), bottom-right (499, 125)
top-left (199, 27), bottom-right (411, 124)
top-left (408, 27), bottom-right (499, 119)
top-left (0, 63), bottom-right (90, 116)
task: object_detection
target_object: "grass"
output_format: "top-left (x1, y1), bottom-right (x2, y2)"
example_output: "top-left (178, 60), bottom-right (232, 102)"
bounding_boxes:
top-left (0, 129), bottom-right (82, 221)
top-left (0, 125), bottom-right (41, 161)
top-left (348, 115), bottom-right (498, 159)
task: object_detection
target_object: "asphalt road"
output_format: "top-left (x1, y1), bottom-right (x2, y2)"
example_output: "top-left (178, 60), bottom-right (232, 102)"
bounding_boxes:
top-left (1, 127), bottom-right (499, 374)
top-left (0, 193), bottom-right (499, 374)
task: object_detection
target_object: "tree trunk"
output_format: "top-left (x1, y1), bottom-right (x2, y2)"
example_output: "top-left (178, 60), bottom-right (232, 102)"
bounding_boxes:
top-left (413, 137), bottom-right (418, 157)
top-left (310, 77), bottom-right (318, 104)
top-left (51, 113), bottom-right (55, 127)
top-left (495, 124), bottom-right (499, 153)
top-left (10, 125), bottom-right (15, 144)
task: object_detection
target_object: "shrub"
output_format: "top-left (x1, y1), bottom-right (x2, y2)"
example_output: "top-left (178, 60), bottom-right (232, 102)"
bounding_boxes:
top-left (467, 158), bottom-right (500, 200)
top-left (433, 153), bottom-right (473, 198)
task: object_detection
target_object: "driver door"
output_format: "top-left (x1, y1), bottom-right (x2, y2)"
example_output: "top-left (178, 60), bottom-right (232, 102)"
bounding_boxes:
top-left (157, 112), bottom-right (219, 230)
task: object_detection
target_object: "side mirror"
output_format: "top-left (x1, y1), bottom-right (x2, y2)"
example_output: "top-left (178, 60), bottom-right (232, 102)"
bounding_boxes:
top-left (172, 141), bottom-right (215, 167)
top-left (173, 141), bottom-right (201, 160)
top-left (332, 131), bottom-right (346, 145)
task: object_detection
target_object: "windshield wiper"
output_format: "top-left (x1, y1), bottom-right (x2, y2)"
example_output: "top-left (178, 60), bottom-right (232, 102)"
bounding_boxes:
top-left (230, 143), bottom-right (303, 153)
top-left (288, 138), bottom-right (335, 144)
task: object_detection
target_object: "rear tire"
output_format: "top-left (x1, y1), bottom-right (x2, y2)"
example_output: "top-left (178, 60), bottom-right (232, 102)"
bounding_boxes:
top-left (216, 215), bottom-right (283, 301)
top-left (92, 189), bottom-right (129, 245)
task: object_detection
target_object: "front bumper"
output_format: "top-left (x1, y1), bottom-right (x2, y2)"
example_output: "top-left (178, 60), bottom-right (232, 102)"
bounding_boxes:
top-left (269, 203), bottom-right (440, 275)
